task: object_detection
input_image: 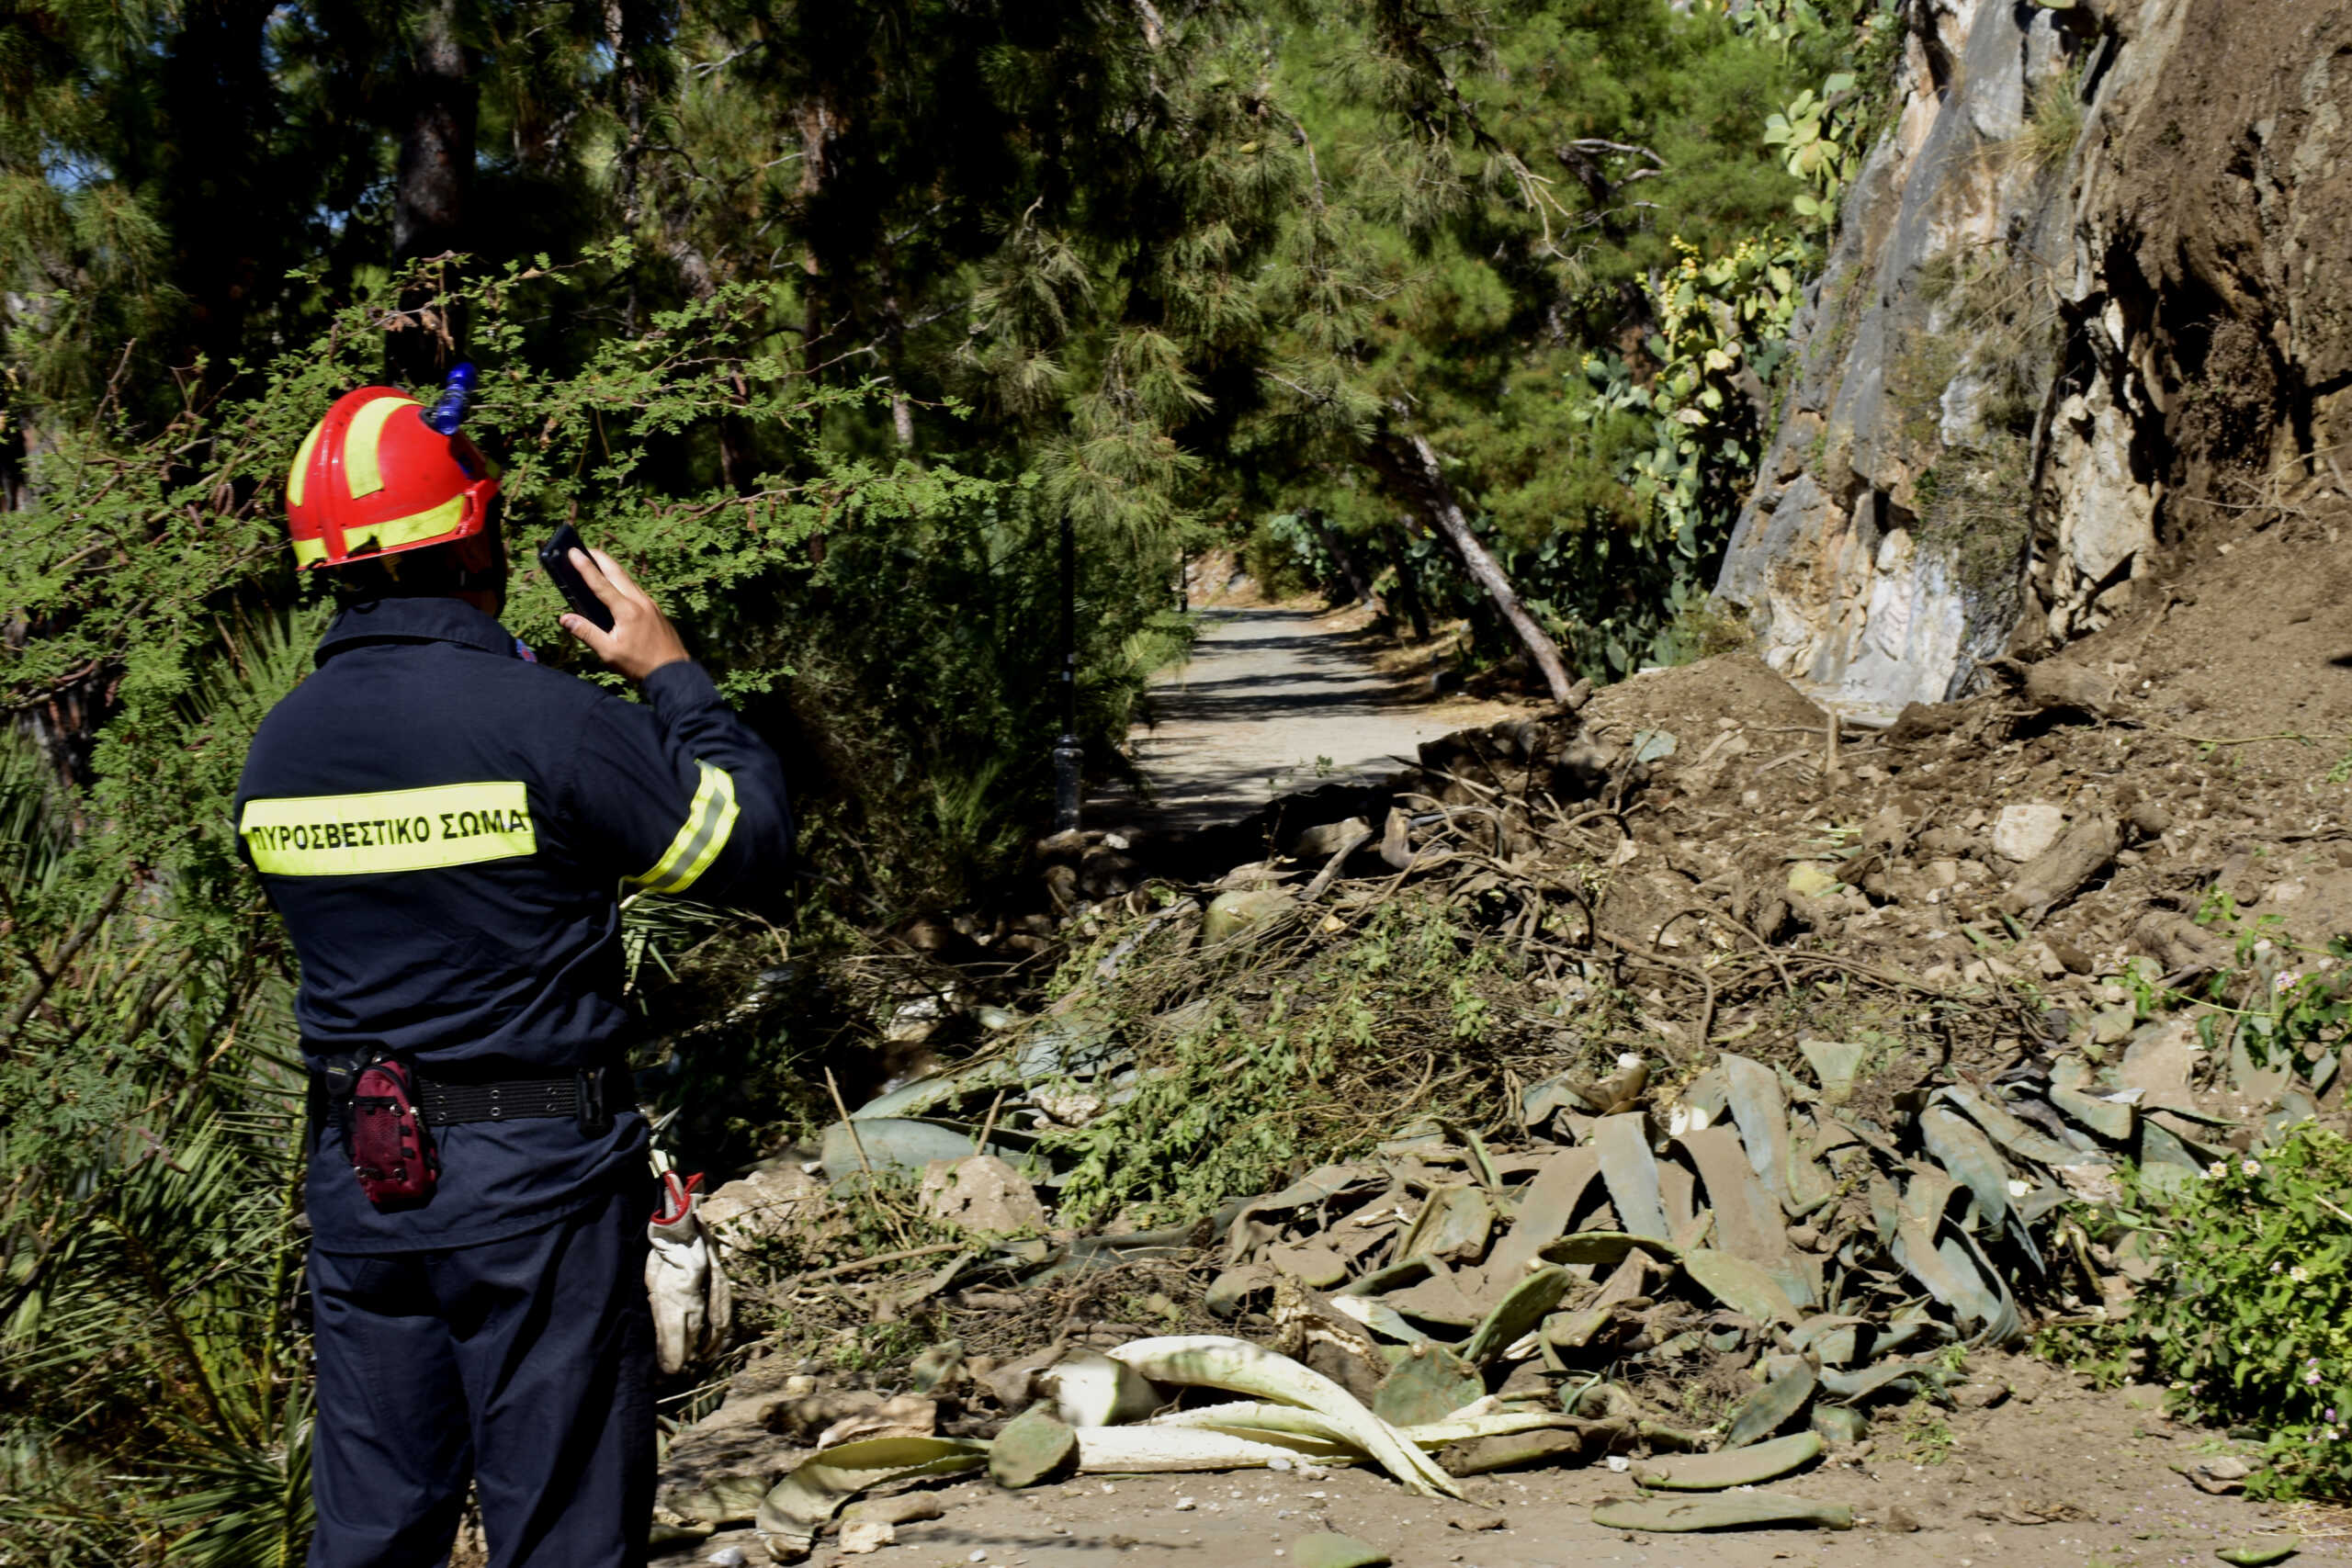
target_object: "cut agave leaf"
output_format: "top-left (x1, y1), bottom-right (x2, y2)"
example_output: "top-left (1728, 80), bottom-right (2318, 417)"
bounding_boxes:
top-left (1722, 1359), bottom-right (1816, 1450)
top-left (1634, 1432), bottom-right (1821, 1490)
top-left (1594, 1113), bottom-right (1672, 1240)
top-left (1682, 1248), bottom-right (1802, 1325)
top-left (1463, 1265), bottom-right (1574, 1367)
top-left (1593, 1492), bottom-right (1853, 1532)
top-left (754, 1436), bottom-right (987, 1558)
top-left (1039, 1348), bottom-right (1163, 1427)
top-left (1107, 1336), bottom-right (1462, 1499)
top-left (1074, 1425), bottom-right (1353, 1472)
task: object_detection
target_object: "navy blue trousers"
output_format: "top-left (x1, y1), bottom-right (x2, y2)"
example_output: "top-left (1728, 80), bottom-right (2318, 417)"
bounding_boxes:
top-left (307, 1183), bottom-right (654, 1568)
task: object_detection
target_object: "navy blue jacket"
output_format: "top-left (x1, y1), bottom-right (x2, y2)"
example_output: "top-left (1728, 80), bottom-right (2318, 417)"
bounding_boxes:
top-left (236, 596), bottom-right (791, 1252)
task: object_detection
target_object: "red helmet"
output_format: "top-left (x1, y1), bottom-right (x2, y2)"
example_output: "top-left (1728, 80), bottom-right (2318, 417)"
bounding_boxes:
top-left (285, 386), bottom-right (500, 570)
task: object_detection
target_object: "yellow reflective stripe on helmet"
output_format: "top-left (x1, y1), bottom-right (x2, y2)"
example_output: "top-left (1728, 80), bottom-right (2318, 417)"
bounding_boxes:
top-left (241, 783), bottom-right (536, 876)
top-left (288, 420), bottom-right (324, 508)
top-left (292, 534), bottom-right (330, 567)
top-left (341, 494), bottom-right (467, 557)
top-left (627, 761), bottom-right (739, 895)
top-left (341, 395), bottom-right (416, 498)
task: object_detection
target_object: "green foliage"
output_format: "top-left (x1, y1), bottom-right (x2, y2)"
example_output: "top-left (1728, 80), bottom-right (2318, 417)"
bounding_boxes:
top-left (1041, 899), bottom-right (1502, 1227)
top-left (0, 0), bottom-right (1939, 1551)
top-left (1762, 73), bottom-right (1865, 228)
top-left (2, 247), bottom-right (1193, 908)
top-left (0, 626), bottom-right (313, 1562)
top-left (2033, 913), bottom-right (2352, 1501)
top-left (1246, 0), bottom-right (1903, 682)
top-left (1566, 233), bottom-right (1807, 670)
top-left (1991, 63), bottom-right (2088, 178)
top-left (2120, 1129), bottom-right (2352, 1501)
top-left (1894, 1396), bottom-right (1956, 1465)
top-left (1726, 0), bottom-right (1905, 180)
top-left (1653, 595), bottom-right (1756, 667)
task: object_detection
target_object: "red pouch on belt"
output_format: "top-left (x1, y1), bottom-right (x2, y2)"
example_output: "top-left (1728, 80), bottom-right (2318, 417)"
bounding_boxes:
top-left (350, 1056), bottom-right (438, 1208)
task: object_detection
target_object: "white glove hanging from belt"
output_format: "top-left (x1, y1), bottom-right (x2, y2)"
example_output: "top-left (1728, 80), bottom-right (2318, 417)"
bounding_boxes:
top-left (646, 1139), bottom-right (732, 1374)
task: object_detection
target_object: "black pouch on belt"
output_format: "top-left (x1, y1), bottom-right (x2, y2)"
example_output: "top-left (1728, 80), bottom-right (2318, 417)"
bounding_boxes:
top-left (347, 1055), bottom-right (439, 1209)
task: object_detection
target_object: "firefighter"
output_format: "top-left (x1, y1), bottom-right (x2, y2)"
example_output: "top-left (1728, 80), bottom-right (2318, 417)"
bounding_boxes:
top-left (235, 377), bottom-right (792, 1567)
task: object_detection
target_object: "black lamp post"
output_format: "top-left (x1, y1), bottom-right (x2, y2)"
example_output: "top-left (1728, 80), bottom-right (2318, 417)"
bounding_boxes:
top-left (1051, 513), bottom-right (1082, 833)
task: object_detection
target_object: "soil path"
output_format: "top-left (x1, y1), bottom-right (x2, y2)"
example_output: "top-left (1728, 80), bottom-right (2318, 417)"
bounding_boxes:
top-left (1098, 604), bottom-right (1516, 832)
top-left (706, 1352), bottom-right (2339, 1568)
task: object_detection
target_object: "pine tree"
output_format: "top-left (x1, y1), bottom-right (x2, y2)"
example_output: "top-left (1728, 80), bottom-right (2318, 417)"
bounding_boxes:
top-left (1250, 0), bottom-right (1827, 684)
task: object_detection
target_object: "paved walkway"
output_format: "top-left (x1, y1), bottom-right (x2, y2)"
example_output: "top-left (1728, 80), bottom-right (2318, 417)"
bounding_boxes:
top-left (1098, 605), bottom-right (1513, 831)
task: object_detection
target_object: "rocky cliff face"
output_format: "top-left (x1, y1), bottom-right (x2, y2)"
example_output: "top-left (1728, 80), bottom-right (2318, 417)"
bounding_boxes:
top-left (1717, 0), bottom-right (2352, 722)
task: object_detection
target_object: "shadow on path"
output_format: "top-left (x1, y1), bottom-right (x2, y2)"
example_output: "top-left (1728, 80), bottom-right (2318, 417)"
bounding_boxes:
top-left (1091, 605), bottom-right (1511, 835)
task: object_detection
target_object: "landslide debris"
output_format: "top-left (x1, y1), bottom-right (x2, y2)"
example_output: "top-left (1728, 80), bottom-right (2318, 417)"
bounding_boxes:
top-left (648, 645), bottom-right (2349, 1561)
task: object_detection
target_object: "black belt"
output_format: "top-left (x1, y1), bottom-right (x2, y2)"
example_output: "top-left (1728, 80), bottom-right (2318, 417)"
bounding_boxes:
top-left (418, 1066), bottom-right (628, 1131)
top-left (312, 1061), bottom-right (630, 1137)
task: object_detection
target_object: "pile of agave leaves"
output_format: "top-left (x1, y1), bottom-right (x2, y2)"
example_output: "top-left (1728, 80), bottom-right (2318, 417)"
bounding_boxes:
top-left (711, 996), bottom-right (2328, 1559)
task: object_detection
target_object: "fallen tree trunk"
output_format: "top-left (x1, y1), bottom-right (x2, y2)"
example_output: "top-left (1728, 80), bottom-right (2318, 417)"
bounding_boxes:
top-left (1391, 432), bottom-right (1576, 706)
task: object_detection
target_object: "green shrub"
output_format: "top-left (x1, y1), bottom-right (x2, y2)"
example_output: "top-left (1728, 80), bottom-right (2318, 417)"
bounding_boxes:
top-left (1038, 897), bottom-right (1510, 1228)
top-left (2131, 1125), bottom-right (2352, 1500)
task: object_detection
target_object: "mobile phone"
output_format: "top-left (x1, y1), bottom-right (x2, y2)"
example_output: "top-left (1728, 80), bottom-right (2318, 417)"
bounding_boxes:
top-left (537, 524), bottom-right (616, 633)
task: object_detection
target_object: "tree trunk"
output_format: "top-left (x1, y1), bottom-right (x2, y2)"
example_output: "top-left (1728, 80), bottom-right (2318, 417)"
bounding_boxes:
top-left (156, 0), bottom-right (277, 389)
top-left (1383, 522), bottom-right (1431, 642)
top-left (795, 95), bottom-right (840, 374)
top-left (604, 0), bottom-right (651, 231)
top-left (1308, 511), bottom-right (1376, 608)
top-left (394, 0), bottom-right (472, 262)
top-left (604, 0), bottom-right (655, 332)
top-left (391, 0), bottom-right (474, 383)
top-left (1396, 432), bottom-right (1576, 705)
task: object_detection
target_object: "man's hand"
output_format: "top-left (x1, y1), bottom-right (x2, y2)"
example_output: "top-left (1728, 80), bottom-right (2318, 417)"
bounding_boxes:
top-left (559, 547), bottom-right (690, 682)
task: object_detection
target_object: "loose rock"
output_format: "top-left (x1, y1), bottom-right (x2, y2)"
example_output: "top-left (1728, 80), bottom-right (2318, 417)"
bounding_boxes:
top-left (1203, 887), bottom-right (1295, 945)
top-left (837, 1519), bottom-right (895, 1554)
top-left (988, 1407), bottom-right (1079, 1490)
top-left (1290, 1532), bottom-right (1394, 1568)
top-left (1994, 803), bottom-right (2068, 863)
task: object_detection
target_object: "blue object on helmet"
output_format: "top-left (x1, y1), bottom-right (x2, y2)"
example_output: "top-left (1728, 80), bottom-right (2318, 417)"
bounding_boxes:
top-left (424, 362), bottom-right (478, 435)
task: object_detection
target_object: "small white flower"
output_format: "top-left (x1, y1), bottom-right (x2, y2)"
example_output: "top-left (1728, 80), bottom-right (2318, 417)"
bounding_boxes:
top-left (2291, 1266), bottom-right (2311, 1283)
top-left (2272, 1262), bottom-right (2285, 1273)
top-left (2276, 970), bottom-right (2303, 994)
top-left (2208, 1160), bottom-right (2231, 1179)
top-left (2242, 1158), bottom-right (2264, 1177)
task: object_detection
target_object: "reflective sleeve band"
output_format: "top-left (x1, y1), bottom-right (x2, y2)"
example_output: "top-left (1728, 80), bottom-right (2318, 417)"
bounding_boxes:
top-left (341, 395), bottom-right (415, 498)
top-left (627, 761), bottom-right (739, 895)
top-left (287, 420), bottom-right (324, 508)
top-left (241, 782), bottom-right (536, 876)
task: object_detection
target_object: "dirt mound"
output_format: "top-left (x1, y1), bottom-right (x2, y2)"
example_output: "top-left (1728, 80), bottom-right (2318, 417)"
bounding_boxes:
top-left (2087, 502), bottom-right (2352, 756)
top-left (1584, 652), bottom-right (1830, 739)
